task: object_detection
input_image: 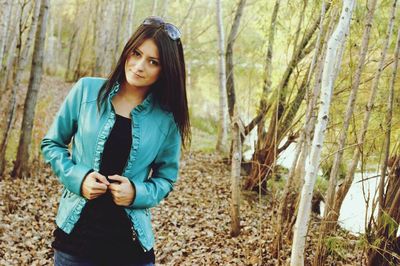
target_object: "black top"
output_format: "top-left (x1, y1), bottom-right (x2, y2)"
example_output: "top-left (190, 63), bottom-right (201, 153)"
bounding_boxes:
top-left (52, 114), bottom-right (155, 264)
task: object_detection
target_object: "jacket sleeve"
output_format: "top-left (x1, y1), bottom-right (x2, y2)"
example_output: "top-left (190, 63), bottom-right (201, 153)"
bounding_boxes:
top-left (129, 121), bottom-right (181, 209)
top-left (40, 78), bottom-right (92, 197)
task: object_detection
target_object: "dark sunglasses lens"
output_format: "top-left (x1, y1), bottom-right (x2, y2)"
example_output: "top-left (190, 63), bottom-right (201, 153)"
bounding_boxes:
top-left (165, 24), bottom-right (181, 40)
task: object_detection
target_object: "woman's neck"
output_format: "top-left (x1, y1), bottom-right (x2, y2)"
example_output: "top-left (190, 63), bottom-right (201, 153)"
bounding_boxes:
top-left (119, 81), bottom-right (150, 104)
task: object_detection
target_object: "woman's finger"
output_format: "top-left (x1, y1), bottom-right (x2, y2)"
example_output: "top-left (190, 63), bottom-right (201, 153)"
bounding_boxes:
top-left (90, 180), bottom-right (108, 190)
top-left (94, 173), bottom-right (110, 185)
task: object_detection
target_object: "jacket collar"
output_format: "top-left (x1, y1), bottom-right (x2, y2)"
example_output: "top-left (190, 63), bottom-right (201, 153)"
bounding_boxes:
top-left (107, 81), bottom-right (154, 115)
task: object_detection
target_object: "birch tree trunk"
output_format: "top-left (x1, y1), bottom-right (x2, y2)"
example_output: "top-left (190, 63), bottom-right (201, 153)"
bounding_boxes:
top-left (284, 7), bottom-right (343, 244)
top-left (272, 1), bottom-right (329, 259)
top-left (11, 0), bottom-right (49, 178)
top-left (315, 1), bottom-right (397, 264)
top-left (290, 1), bottom-right (355, 264)
top-left (367, 24), bottom-right (400, 266)
top-left (245, 3), bottom-right (331, 192)
top-left (321, 0), bottom-right (378, 237)
top-left (215, 0), bottom-right (228, 153)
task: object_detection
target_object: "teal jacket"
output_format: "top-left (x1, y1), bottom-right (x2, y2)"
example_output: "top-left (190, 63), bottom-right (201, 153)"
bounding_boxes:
top-left (41, 77), bottom-right (181, 252)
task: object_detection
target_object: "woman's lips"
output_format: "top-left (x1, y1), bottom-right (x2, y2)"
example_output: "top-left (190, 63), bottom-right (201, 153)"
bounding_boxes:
top-left (132, 71), bottom-right (144, 79)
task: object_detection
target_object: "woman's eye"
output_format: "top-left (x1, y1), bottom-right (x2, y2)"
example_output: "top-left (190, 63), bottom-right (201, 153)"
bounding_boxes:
top-left (132, 50), bottom-right (140, 57)
top-left (150, 60), bottom-right (159, 66)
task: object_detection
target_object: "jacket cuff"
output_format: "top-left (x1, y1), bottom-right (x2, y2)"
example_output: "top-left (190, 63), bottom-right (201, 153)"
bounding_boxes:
top-left (129, 179), bottom-right (146, 208)
top-left (67, 165), bottom-right (93, 196)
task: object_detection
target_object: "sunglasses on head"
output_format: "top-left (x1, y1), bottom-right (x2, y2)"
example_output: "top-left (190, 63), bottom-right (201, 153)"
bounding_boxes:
top-left (142, 16), bottom-right (181, 41)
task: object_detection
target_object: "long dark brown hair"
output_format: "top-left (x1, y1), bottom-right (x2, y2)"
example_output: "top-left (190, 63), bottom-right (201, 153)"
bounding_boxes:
top-left (96, 21), bottom-right (191, 148)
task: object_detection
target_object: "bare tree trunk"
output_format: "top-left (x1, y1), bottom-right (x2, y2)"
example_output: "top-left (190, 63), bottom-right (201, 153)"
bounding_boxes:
top-left (0, 1), bottom-right (21, 95)
top-left (0, 34), bottom-right (17, 95)
top-left (225, 0), bottom-right (247, 238)
top-left (321, 0), bottom-right (378, 236)
top-left (290, 0), bottom-right (307, 67)
top-left (377, 2), bottom-right (398, 223)
top-left (286, 6), bottom-right (341, 242)
top-left (215, 0), bottom-right (228, 153)
top-left (0, 0), bottom-right (41, 177)
top-left (112, 0), bottom-right (124, 68)
top-left (102, 2), bottom-right (115, 76)
top-left (290, 1), bottom-right (355, 264)
top-left (0, 0), bottom-right (13, 68)
top-left (315, 1), bottom-right (396, 264)
top-left (73, 25), bottom-right (89, 81)
top-left (367, 23), bottom-right (400, 266)
top-left (151, 0), bottom-right (158, 15)
top-left (11, 0), bottom-right (49, 178)
top-left (230, 111), bottom-right (242, 237)
top-left (161, 0), bottom-right (168, 18)
top-left (21, 0), bottom-right (41, 69)
top-left (90, 0), bottom-right (98, 76)
top-left (125, 0), bottom-right (136, 42)
top-left (225, 0), bottom-right (246, 120)
top-left (44, 3), bottom-right (55, 75)
top-left (56, 1), bottom-right (62, 74)
top-left (94, 0), bottom-right (105, 76)
top-left (65, 28), bottom-right (78, 81)
top-left (64, 1), bottom-right (79, 81)
top-left (272, 1), bottom-right (329, 259)
top-left (245, 3), bottom-right (330, 192)
top-left (255, 0), bottom-right (280, 154)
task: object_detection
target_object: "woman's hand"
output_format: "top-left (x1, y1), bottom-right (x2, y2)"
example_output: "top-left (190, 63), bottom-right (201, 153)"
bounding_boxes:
top-left (81, 171), bottom-right (110, 200)
top-left (108, 175), bottom-right (135, 206)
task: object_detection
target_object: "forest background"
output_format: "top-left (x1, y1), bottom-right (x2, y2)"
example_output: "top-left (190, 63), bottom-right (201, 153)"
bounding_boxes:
top-left (0, 0), bottom-right (400, 265)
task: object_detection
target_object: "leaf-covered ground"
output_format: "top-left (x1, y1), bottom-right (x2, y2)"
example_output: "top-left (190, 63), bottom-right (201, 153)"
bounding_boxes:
top-left (0, 151), bottom-right (363, 265)
top-left (0, 76), bottom-right (362, 265)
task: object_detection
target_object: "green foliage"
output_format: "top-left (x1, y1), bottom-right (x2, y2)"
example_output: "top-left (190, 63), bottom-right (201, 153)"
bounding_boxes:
top-left (190, 111), bottom-right (218, 135)
top-left (189, 110), bottom-right (219, 152)
top-left (324, 235), bottom-right (348, 260)
top-left (267, 177), bottom-right (286, 193)
top-left (355, 233), bottom-right (369, 250)
top-left (380, 210), bottom-right (399, 238)
top-left (320, 160), bottom-right (347, 181)
top-left (315, 176), bottom-right (329, 194)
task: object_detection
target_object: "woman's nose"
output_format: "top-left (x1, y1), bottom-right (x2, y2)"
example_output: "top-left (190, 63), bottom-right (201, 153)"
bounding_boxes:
top-left (134, 58), bottom-right (145, 71)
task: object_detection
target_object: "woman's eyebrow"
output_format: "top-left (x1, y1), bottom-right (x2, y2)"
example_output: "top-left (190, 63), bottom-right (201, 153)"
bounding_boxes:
top-left (136, 48), bottom-right (159, 60)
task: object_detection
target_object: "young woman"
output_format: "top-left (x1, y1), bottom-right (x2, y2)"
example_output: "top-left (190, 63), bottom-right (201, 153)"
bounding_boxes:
top-left (41, 16), bottom-right (190, 266)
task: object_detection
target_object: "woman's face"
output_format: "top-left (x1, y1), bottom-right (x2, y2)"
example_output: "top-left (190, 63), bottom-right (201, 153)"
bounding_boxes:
top-left (124, 38), bottom-right (161, 90)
